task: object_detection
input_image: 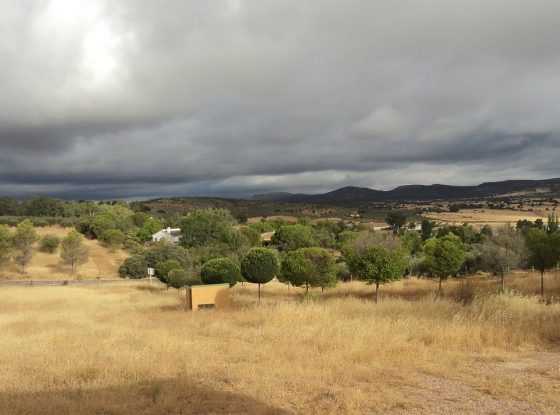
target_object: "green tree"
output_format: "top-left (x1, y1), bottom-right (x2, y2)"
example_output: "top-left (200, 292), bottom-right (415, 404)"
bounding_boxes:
top-left (13, 219), bottom-right (38, 273)
top-left (481, 226), bottom-right (526, 291)
top-left (241, 247), bottom-right (280, 302)
top-left (155, 259), bottom-right (183, 286)
top-left (281, 247), bottom-right (336, 293)
top-left (423, 234), bottom-right (466, 295)
top-left (144, 242), bottom-right (191, 270)
top-left (280, 249), bottom-right (311, 289)
top-left (119, 255), bottom-right (148, 279)
top-left (0, 197), bottom-right (20, 216)
top-left (271, 224), bottom-right (315, 252)
top-left (312, 227), bottom-right (337, 249)
top-left (525, 228), bottom-right (560, 298)
top-left (0, 225), bottom-right (12, 270)
top-left (167, 268), bottom-right (201, 289)
top-left (132, 212), bottom-right (149, 227)
top-left (24, 197), bottom-right (64, 217)
top-left (401, 231), bottom-right (422, 256)
top-left (60, 230), bottom-right (89, 274)
top-left (201, 257), bottom-right (242, 286)
top-left (179, 209), bottom-right (236, 248)
top-left (100, 229), bottom-right (126, 251)
top-left (137, 217), bottom-right (163, 242)
top-left (39, 234), bottom-right (61, 254)
top-left (385, 211), bottom-right (407, 233)
top-left (421, 219), bottom-right (434, 241)
top-left (347, 245), bottom-right (408, 303)
top-left (239, 226), bottom-right (261, 247)
top-left (546, 213), bottom-right (559, 234)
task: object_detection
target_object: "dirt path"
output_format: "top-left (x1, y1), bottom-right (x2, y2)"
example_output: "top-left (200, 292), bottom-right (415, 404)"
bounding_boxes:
top-left (390, 353), bottom-right (560, 414)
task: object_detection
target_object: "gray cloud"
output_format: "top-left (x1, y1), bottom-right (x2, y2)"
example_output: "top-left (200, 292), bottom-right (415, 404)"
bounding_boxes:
top-left (2, 0), bottom-right (560, 199)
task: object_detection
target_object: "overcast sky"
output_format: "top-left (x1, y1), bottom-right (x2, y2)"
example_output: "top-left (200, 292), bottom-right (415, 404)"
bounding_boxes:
top-left (2, 0), bottom-right (560, 199)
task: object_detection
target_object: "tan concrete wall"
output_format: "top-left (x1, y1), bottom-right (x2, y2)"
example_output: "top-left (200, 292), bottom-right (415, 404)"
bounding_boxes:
top-left (187, 283), bottom-right (231, 311)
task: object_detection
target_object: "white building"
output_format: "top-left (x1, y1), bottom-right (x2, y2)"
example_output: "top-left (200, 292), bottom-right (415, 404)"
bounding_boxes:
top-left (152, 227), bottom-right (182, 244)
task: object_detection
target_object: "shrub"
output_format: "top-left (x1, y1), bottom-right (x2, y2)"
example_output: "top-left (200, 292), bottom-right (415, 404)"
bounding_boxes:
top-left (39, 234), bottom-right (60, 254)
top-left (168, 269), bottom-right (201, 289)
top-left (201, 257), bottom-right (242, 286)
top-left (119, 255), bottom-right (148, 279)
top-left (144, 242), bottom-right (191, 270)
top-left (179, 209), bottom-right (236, 248)
top-left (155, 259), bottom-right (183, 285)
top-left (271, 224), bottom-right (315, 252)
top-left (100, 229), bottom-right (126, 251)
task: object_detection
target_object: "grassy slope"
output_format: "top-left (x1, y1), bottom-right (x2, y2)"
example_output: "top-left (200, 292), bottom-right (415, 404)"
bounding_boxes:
top-left (1, 226), bottom-right (128, 280)
top-left (0, 276), bottom-right (559, 414)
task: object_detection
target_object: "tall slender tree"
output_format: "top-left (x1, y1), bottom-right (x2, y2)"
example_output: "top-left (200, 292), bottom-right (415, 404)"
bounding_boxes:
top-left (525, 228), bottom-right (560, 298)
top-left (12, 219), bottom-right (38, 273)
top-left (60, 230), bottom-right (89, 275)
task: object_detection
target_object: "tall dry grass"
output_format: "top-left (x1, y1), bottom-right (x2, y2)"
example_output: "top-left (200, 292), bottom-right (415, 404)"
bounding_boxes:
top-left (0, 276), bottom-right (559, 414)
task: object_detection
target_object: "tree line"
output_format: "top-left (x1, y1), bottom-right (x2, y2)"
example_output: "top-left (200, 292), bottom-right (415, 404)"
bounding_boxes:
top-left (118, 207), bottom-right (560, 303)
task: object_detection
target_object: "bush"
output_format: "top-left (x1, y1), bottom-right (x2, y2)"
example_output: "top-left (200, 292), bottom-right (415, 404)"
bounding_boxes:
top-left (155, 259), bottom-right (182, 285)
top-left (39, 234), bottom-right (60, 253)
top-left (168, 269), bottom-right (201, 289)
top-left (271, 224), bottom-right (315, 252)
top-left (144, 242), bottom-right (191, 270)
top-left (123, 237), bottom-right (145, 255)
top-left (119, 255), bottom-right (148, 279)
top-left (201, 257), bottom-right (242, 286)
top-left (100, 229), bottom-right (126, 251)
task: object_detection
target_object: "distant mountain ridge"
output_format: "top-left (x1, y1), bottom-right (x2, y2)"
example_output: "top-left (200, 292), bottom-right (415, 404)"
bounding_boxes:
top-left (251, 178), bottom-right (560, 204)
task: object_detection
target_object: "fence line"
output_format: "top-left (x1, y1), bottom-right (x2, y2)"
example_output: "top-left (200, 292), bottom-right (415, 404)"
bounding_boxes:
top-left (0, 278), bottom-right (154, 287)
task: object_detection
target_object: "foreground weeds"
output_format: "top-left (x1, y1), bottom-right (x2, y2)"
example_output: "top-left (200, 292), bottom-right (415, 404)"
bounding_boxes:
top-left (0, 277), bottom-right (559, 414)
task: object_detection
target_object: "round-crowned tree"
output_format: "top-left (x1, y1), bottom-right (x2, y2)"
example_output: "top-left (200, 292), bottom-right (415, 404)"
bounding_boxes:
top-left (241, 247), bottom-right (280, 302)
top-left (201, 257), bottom-right (242, 286)
top-left (271, 224), bottom-right (315, 252)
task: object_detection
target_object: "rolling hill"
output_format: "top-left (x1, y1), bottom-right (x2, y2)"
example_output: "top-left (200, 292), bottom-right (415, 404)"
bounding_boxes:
top-left (252, 178), bottom-right (560, 204)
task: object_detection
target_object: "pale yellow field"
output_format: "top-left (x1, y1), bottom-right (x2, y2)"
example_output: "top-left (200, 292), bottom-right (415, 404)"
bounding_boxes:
top-left (1, 226), bottom-right (128, 280)
top-left (425, 209), bottom-right (548, 228)
top-left (1, 275), bottom-right (559, 414)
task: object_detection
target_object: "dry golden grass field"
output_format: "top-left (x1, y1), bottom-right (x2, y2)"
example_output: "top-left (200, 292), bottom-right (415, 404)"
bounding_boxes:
top-left (424, 209), bottom-right (548, 229)
top-left (1, 274), bottom-right (559, 414)
top-left (1, 226), bottom-right (128, 280)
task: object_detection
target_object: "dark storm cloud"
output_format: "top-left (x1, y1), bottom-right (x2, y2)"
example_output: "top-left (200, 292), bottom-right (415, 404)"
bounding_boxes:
top-left (2, 0), bottom-right (560, 198)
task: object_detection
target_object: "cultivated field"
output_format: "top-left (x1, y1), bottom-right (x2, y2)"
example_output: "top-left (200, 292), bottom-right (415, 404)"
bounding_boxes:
top-left (1, 226), bottom-right (128, 280)
top-left (424, 209), bottom-right (548, 228)
top-left (1, 275), bottom-right (559, 414)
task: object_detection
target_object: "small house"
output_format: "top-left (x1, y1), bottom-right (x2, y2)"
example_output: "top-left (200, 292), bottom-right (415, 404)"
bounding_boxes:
top-left (152, 227), bottom-right (182, 244)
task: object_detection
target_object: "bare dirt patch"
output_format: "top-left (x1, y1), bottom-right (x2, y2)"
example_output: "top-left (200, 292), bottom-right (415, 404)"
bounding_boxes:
top-left (2, 226), bottom-right (128, 280)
